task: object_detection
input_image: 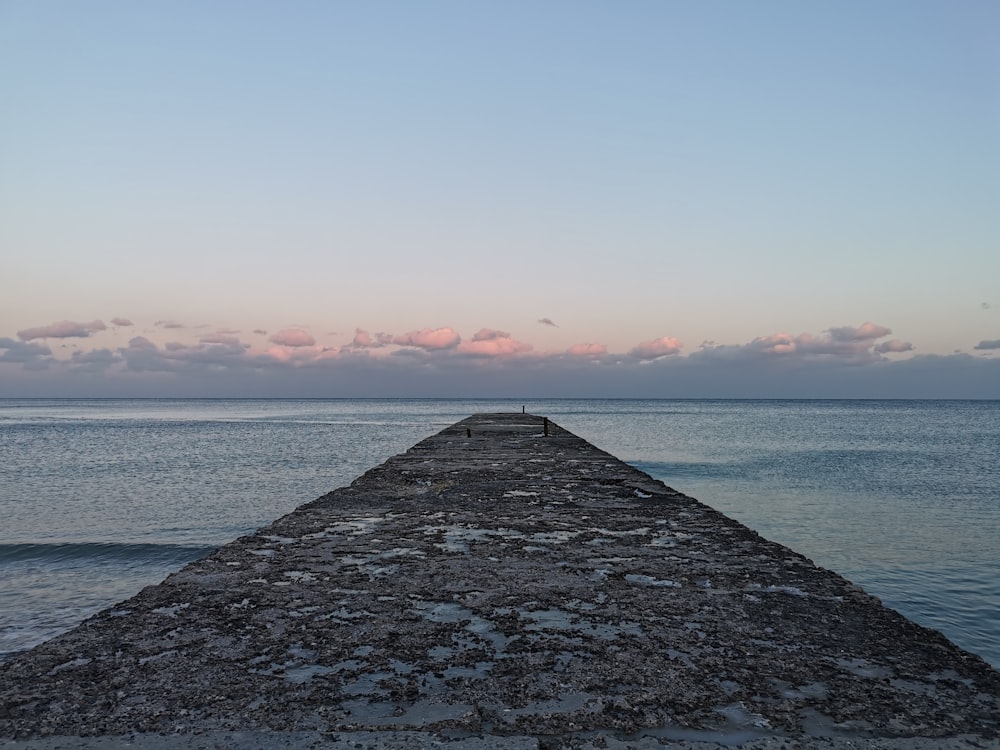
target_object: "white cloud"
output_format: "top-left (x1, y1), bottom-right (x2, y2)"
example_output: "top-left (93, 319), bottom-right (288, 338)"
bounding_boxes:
top-left (567, 343), bottom-right (607, 357)
top-left (120, 336), bottom-right (256, 373)
top-left (0, 337), bottom-right (53, 363)
top-left (694, 323), bottom-right (896, 363)
top-left (69, 348), bottom-right (119, 372)
top-left (17, 320), bottom-right (107, 341)
top-left (119, 337), bottom-right (170, 372)
top-left (874, 339), bottom-right (914, 354)
top-left (127, 336), bottom-right (157, 350)
top-left (200, 333), bottom-right (243, 346)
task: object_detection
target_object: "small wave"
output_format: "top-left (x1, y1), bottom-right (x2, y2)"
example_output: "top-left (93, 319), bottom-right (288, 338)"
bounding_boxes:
top-left (632, 460), bottom-right (736, 480)
top-left (0, 542), bottom-right (218, 565)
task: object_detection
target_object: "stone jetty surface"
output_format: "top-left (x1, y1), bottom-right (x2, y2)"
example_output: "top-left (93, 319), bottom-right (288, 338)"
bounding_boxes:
top-left (2, 414), bottom-right (998, 749)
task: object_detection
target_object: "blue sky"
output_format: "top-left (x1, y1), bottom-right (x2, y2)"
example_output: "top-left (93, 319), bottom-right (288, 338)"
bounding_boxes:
top-left (1, 1), bottom-right (998, 397)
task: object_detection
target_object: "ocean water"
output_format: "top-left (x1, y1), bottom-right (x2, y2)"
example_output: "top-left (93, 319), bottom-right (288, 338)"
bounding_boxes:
top-left (1, 398), bottom-right (997, 670)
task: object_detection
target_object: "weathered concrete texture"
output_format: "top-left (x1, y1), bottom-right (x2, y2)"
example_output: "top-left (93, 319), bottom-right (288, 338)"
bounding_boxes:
top-left (1, 732), bottom-right (998, 750)
top-left (1, 414), bottom-right (998, 749)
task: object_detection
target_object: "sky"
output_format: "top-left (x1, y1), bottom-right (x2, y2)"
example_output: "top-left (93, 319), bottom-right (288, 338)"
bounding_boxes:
top-left (1, 1), bottom-right (998, 398)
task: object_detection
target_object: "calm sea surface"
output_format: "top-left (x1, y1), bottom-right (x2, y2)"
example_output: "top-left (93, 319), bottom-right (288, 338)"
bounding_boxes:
top-left (1, 399), bottom-right (997, 669)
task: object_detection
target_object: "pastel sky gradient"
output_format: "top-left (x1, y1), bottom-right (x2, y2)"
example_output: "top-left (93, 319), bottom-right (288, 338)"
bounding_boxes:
top-left (2, 1), bottom-right (998, 397)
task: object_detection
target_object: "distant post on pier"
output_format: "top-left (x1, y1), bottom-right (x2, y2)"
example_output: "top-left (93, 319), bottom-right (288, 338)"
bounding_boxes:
top-left (543, 417), bottom-right (549, 436)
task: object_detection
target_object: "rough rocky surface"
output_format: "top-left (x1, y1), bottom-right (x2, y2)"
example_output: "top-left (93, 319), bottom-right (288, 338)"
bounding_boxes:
top-left (1, 414), bottom-right (998, 749)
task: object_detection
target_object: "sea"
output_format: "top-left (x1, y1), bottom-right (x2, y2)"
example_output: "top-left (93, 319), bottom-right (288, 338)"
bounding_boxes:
top-left (1, 398), bottom-right (997, 670)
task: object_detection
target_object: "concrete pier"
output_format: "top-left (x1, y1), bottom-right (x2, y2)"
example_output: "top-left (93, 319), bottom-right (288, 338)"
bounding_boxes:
top-left (2, 414), bottom-right (998, 749)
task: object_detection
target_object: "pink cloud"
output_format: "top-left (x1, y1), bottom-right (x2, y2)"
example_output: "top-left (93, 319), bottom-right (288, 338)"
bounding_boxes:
top-left (474, 328), bottom-right (507, 341)
top-left (747, 333), bottom-right (798, 355)
top-left (258, 343), bottom-right (337, 365)
top-left (264, 346), bottom-right (295, 362)
top-left (269, 328), bottom-right (316, 347)
top-left (874, 339), bottom-right (914, 354)
top-left (154, 320), bottom-right (185, 329)
top-left (630, 336), bottom-right (683, 360)
top-left (8, 312), bottom-right (1000, 399)
top-left (393, 327), bottom-right (461, 350)
top-left (17, 320), bottom-right (107, 341)
top-left (110, 317), bottom-right (133, 327)
top-left (827, 322), bottom-right (891, 341)
top-left (351, 328), bottom-right (394, 349)
top-left (253, 329), bottom-right (267, 336)
top-left (5, 315), bottom-right (937, 397)
top-left (567, 343), bottom-right (607, 357)
top-left (458, 329), bottom-right (533, 357)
